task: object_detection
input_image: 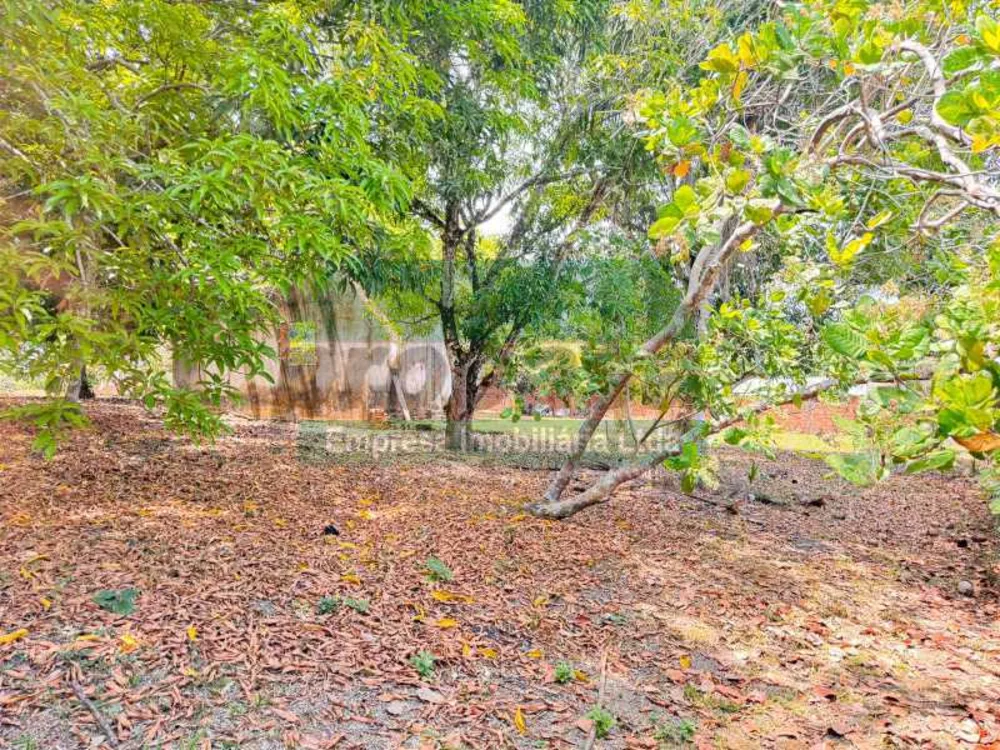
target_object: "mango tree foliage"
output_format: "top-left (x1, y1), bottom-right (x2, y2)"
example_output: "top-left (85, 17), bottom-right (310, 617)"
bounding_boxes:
top-left (0, 0), bottom-right (427, 452)
top-left (356, 0), bottom-right (776, 450)
top-left (534, 0), bottom-right (1000, 518)
top-left (343, 0), bottom-right (623, 450)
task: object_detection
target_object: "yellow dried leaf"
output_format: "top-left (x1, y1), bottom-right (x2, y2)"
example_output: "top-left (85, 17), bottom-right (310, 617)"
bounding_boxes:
top-left (462, 642), bottom-right (472, 657)
top-left (0, 628), bottom-right (28, 646)
top-left (479, 647), bottom-right (498, 659)
top-left (679, 654), bottom-right (692, 670)
top-left (532, 595), bottom-right (549, 608)
top-left (507, 513), bottom-right (527, 523)
top-left (186, 625), bottom-right (198, 642)
top-left (341, 573), bottom-right (361, 584)
top-left (513, 707), bottom-right (527, 735)
top-left (357, 509), bottom-right (374, 521)
top-left (672, 160), bottom-right (691, 179)
top-left (525, 648), bottom-right (543, 659)
top-left (120, 633), bottom-right (139, 653)
top-left (573, 669), bottom-right (589, 682)
top-left (273, 518), bottom-right (288, 528)
top-left (431, 590), bottom-right (473, 604)
top-left (435, 618), bottom-right (459, 629)
top-left (40, 598), bottom-right (52, 611)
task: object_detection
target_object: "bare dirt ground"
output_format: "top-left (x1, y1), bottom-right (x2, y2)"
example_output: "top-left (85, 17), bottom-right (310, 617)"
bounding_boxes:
top-left (1, 400), bottom-right (999, 749)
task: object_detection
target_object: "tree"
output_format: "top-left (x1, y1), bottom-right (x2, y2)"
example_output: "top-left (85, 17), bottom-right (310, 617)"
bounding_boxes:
top-left (358, 0), bottom-right (773, 450)
top-left (1, 0), bottom-right (427, 453)
top-left (338, 1), bottom-right (622, 449)
top-left (533, 0), bottom-right (1000, 518)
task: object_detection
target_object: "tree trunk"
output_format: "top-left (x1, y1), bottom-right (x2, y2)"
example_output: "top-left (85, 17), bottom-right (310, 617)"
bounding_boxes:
top-left (529, 443), bottom-right (682, 518)
top-left (539, 218), bottom-right (761, 509)
top-left (532, 377), bottom-right (840, 519)
top-left (444, 354), bottom-right (480, 451)
top-left (64, 362), bottom-right (86, 402)
top-left (445, 412), bottom-right (473, 451)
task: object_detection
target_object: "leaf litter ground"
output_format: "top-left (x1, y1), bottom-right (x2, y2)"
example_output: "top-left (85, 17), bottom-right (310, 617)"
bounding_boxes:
top-left (1, 400), bottom-right (999, 749)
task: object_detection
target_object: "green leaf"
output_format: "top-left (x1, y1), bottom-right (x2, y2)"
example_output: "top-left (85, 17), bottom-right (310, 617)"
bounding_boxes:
top-left (977, 15), bottom-right (1000, 55)
top-left (701, 43), bottom-right (740, 74)
top-left (744, 201), bottom-right (774, 225)
top-left (905, 449), bottom-right (956, 475)
top-left (424, 557), bottom-right (453, 583)
top-left (822, 323), bottom-right (866, 359)
top-left (723, 427), bottom-right (748, 445)
top-left (673, 185), bottom-right (698, 211)
top-left (92, 588), bottom-right (140, 616)
top-left (824, 452), bottom-right (880, 486)
top-left (725, 169), bottom-right (751, 194)
top-left (937, 90), bottom-right (974, 126)
top-left (942, 47), bottom-right (985, 75)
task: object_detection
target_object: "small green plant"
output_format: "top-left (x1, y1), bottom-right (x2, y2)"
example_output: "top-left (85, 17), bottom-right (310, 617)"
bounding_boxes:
top-left (586, 706), bottom-right (615, 739)
top-left (654, 717), bottom-right (697, 746)
top-left (14, 735), bottom-right (39, 750)
top-left (554, 661), bottom-right (574, 684)
top-left (424, 557), bottom-right (453, 582)
top-left (410, 650), bottom-right (436, 679)
top-left (344, 597), bottom-right (369, 614)
top-left (92, 587), bottom-right (139, 616)
top-left (316, 596), bottom-right (340, 615)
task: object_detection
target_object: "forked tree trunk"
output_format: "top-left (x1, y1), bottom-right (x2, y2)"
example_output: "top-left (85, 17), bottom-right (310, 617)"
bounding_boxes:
top-left (537, 218), bottom-right (762, 515)
top-left (531, 377), bottom-right (838, 519)
top-left (529, 443), bottom-right (682, 518)
top-left (444, 355), bottom-right (480, 451)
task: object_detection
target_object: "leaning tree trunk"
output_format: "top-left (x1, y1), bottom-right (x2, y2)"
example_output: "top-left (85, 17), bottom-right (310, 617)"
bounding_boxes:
top-left (538, 217), bottom-right (762, 514)
top-left (529, 442), bottom-right (683, 518)
top-left (530, 378), bottom-right (840, 519)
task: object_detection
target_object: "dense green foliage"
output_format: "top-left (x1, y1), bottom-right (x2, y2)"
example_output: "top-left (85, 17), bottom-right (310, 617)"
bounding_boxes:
top-left (622, 0), bottom-right (1000, 511)
top-left (1, 0), bottom-right (427, 446)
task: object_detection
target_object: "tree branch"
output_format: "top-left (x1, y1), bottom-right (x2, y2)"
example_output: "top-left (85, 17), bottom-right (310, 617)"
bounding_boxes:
top-left (466, 168), bottom-right (590, 234)
top-left (135, 82), bottom-right (208, 108)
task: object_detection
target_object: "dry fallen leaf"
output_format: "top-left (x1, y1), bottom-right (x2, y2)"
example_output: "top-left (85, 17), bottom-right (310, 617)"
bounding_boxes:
top-left (431, 590), bottom-right (474, 604)
top-left (435, 618), bottom-right (458, 629)
top-left (0, 628), bottom-right (28, 646)
top-left (513, 707), bottom-right (527, 735)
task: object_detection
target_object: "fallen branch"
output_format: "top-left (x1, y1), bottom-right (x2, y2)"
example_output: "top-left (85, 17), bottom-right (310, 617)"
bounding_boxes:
top-left (71, 681), bottom-right (119, 748)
